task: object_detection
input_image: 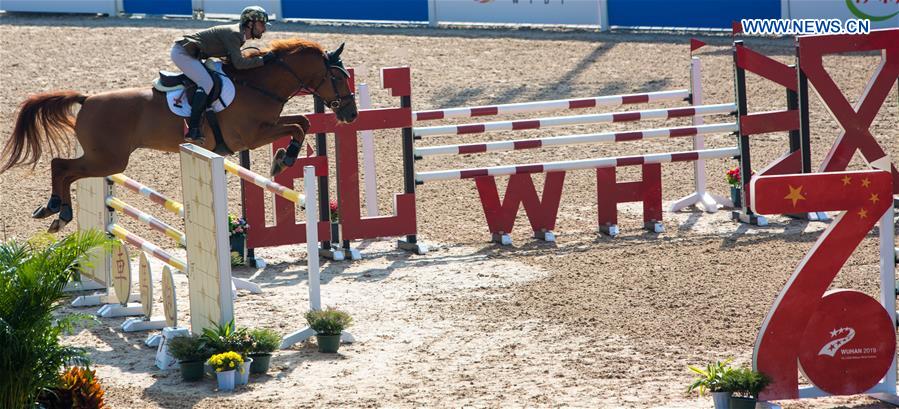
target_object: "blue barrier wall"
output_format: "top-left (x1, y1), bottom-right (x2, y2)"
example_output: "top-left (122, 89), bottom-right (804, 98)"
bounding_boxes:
top-left (282, 0), bottom-right (428, 22)
top-left (608, 0), bottom-right (781, 29)
top-left (123, 0), bottom-right (192, 15)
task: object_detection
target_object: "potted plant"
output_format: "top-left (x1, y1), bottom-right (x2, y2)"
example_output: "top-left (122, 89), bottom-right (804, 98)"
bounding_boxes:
top-left (201, 320), bottom-right (254, 384)
top-left (228, 214), bottom-right (249, 265)
top-left (304, 307), bottom-right (353, 353)
top-left (723, 367), bottom-right (771, 409)
top-left (726, 167), bottom-right (743, 208)
top-left (230, 329), bottom-right (255, 385)
top-left (167, 335), bottom-right (211, 382)
top-left (207, 351), bottom-right (243, 391)
top-left (328, 199), bottom-right (341, 245)
top-left (688, 359), bottom-right (734, 409)
top-left (248, 328), bottom-right (280, 374)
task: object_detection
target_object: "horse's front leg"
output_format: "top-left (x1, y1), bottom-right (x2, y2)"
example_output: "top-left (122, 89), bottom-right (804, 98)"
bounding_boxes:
top-left (254, 120), bottom-right (309, 177)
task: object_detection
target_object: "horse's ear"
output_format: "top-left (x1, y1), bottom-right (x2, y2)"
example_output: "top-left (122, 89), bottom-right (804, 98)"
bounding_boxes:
top-left (330, 43), bottom-right (345, 60)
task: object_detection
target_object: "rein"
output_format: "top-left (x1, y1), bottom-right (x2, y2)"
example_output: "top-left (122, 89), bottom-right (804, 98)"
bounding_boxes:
top-left (235, 54), bottom-right (354, 108)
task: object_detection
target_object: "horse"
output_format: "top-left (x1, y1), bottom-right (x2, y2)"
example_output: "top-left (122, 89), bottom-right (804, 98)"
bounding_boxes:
top-left (1, 38), bottom-right (358, 233)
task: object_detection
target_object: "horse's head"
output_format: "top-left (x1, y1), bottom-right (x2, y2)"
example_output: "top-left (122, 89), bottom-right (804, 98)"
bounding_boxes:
top-left (278, 42), bottom-right (358, 124)
top-left (320, 44), bottom-right (358, 123)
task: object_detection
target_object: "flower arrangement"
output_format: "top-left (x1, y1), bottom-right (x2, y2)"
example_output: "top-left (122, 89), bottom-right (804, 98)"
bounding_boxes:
top-left (228, 214), bottom-right (249, 237)
top-left (726, 167), bottom-right (742, 188)
top-left (329, 199), bottom-right (339, 222)
top-left (207, 351), bottom-right (244, 373)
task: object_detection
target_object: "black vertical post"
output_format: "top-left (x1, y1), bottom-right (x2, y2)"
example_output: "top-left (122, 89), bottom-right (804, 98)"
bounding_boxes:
top-left (401, 95), bottom-right (418, 247)
top-left (313, 96), bottom-right (331, 252)
top-left (786, 65), bottom-right (801, 157)
top-left (238, 150), bottom-right (257, 267)
top-left (797, 65), bottom-right (812, 174)
top-left (733, 41), bottom-right (755, 222)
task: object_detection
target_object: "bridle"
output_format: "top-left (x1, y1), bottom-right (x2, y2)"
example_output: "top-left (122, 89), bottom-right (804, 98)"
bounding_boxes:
top-left (273, 55), bottom-right (355, 110)
top-left (234, 50), bottom-right (354, 111)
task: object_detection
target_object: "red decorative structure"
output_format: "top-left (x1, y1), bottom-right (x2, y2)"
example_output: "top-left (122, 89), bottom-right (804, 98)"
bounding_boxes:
top-left (750, 168), bottom-right (896, 403)
top-left (596, 164), bottom-right (663, 237)
top-left (474, 172), bottom-right (565, 245)
top-left (798, 29), bottom-right (899, 193)
top-left (243, 67), bottom-right (423, 256)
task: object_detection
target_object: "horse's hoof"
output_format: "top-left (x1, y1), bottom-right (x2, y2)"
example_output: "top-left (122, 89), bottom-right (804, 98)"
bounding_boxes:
top-left (270, 148), bottom-right (287, 177)
top-left (47, 218), bottom-right (67, 233)
top-left (32, 205), bottom-right (58, 219)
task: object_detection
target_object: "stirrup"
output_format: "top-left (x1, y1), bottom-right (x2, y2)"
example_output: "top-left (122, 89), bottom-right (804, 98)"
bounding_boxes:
top-left (184, 128), bottom-right (205, 144)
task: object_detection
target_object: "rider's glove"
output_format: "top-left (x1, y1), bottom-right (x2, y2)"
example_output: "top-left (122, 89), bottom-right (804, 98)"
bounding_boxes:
top-left (262, 52), bottom-right (277, 64)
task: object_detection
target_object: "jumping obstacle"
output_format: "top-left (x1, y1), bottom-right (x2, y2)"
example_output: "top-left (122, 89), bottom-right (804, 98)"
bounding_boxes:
top-left (732, 28), bottom-right (899, 407)
top-left (240, 67), bottom-right (426, 261)
top-left (181, 144), bottom-right (353, 349)
top-left (412, 57), bottom-right (739, 242)
top-left (76, 166), bottom-right (242, 336)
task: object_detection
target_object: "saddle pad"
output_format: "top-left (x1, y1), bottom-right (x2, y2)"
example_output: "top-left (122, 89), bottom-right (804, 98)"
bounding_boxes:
top-left (161, 61), bottom-right (235, 118)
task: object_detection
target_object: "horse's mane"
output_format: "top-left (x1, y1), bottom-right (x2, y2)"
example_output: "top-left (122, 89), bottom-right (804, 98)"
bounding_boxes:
top-left (245, 38), bottom-right (324, 58)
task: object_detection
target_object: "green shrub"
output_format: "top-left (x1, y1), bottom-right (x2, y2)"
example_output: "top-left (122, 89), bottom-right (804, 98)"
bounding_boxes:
top-left (722, 367), bottom-right (771, 399)
top-left (248, 328), bottom-right (280, 354)
top-left (167, 335), bottom-right (212, 363)
top-left (304, 308), bottom-right (353, 336)
top-left (0, 230), bottom-right (110, 409)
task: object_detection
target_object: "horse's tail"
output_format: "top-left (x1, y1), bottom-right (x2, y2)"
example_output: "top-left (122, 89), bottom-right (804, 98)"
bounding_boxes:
top-left (1, 91), bottom-right (88, 173)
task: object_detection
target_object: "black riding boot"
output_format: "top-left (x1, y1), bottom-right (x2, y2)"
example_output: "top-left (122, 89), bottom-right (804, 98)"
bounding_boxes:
top-left (185, 88), bottom-right (209, 143)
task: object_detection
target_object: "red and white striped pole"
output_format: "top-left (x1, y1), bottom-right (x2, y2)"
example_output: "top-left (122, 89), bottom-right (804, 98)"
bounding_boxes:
top-left (413, 89), bottom-right (690, 122)
top-left (412, 103), bottom-right (736, 138)
top-left (415, 147), bottom-right (740, 183)
top-left (414, 122), bottom-right (737, 157)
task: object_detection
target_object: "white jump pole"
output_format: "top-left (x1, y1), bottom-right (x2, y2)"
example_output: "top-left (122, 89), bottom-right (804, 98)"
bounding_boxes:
top-left (359, 83), bottom-right (379, 217)
top-left (279, 166), bottom-right (354, 349)
top-left (670, 57), bottom-right (733, 213)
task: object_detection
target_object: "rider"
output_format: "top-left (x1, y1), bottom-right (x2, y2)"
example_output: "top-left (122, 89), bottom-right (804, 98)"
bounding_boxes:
top-left (170, 6), bottom-right (277, 142)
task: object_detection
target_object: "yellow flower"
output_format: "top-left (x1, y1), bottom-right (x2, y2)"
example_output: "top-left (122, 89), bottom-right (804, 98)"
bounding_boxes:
top-left (229, 362), bottom-right (235, 368)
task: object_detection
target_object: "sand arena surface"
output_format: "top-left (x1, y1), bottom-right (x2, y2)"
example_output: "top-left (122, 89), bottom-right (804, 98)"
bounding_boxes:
top-left (1, 14), bottom-right (897, 408)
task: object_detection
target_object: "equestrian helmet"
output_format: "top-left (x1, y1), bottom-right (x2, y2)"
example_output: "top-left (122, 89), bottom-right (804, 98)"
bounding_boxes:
top-left (240, 6), bottom-right (270, 27)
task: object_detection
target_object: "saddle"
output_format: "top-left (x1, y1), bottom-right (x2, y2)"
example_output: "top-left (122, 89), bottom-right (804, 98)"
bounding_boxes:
top-left (153, 60), bottom-right (236, 155)
top-left (153, 60), bottom-right (235, 117)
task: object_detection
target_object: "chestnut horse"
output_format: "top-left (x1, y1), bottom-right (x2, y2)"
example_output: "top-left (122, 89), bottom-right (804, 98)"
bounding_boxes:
top-left (2, 39), bottom-right (357, 233)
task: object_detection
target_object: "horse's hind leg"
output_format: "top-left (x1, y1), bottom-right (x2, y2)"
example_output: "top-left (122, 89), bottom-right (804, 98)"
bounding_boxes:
top-left (40, 154), bottom-right (128, 233)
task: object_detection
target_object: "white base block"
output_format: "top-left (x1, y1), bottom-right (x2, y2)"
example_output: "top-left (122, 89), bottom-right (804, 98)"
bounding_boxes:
top-left (232, 277), bottom-right (262, 294)
top-left (145, 333), bottom-right (162, 347)
top-left (280, 327), bottom-right (355, 349)
top-left (97, 303), bottom-right (143, 317)
top-left (320, 247), bottom-right (346, 261)
top-left (155, 327), bottom-right (191, 370)
top-left (670, 191), bottom-right (732, 213)
top-left (397, 239), bottom-right (429, 255)
top-left (72, 292), bottom-right (139, 307)
top-left (121, 317), bottom-right (167, 332)
top-left (64, 278), bottom-right (107, 292)
top-left (492, 233), bottom-right (513, 246)
top-left (535, 230), bottom-right (556, 242)
top-left (600, 224), bottom-right (620, 237)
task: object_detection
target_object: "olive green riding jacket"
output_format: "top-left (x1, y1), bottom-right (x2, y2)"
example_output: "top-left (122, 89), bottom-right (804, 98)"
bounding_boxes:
top-left (176, 24), bottom-right (263, 70)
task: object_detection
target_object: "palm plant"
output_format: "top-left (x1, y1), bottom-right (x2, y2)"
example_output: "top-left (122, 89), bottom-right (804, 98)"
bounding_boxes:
top-left (687, 358), bottom-right (734, 396)
top-left (0, 230), bottom-right (111, 409)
